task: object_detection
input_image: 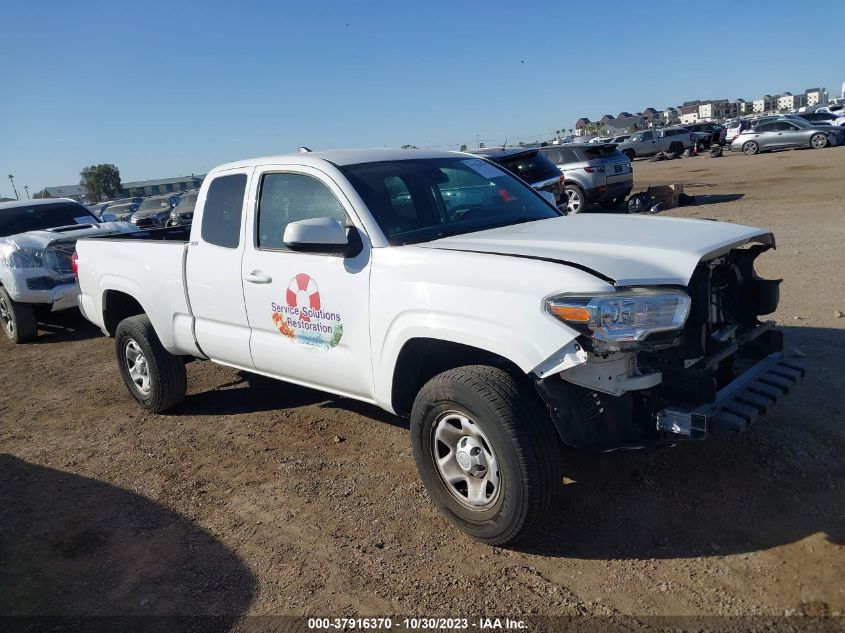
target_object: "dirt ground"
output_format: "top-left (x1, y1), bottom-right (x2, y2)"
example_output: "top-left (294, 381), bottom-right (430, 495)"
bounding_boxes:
top-left (1, 146), bottom-right (844, 628)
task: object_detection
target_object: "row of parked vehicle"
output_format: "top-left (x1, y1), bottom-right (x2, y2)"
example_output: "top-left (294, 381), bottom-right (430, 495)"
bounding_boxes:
top-left (469, 145), bottom-right (633, 215)
top-left (86, 192), bottom-right (199, 228)
top-left (726, 113), bottom-right (845, 155)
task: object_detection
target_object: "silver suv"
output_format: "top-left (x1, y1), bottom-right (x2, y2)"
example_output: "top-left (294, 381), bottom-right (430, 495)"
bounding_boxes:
top-left (538, 143), bottom-right (633, 213)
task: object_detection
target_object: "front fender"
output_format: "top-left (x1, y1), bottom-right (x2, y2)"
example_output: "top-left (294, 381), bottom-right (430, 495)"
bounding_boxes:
top-left (372, 309), bottom-right (583, 411)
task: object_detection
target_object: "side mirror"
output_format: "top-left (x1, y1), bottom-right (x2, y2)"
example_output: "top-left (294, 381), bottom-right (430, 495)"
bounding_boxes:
top-left (539, 190), bottom-right (557, 207)
top-left (283, 217), bottom-right (362, 257)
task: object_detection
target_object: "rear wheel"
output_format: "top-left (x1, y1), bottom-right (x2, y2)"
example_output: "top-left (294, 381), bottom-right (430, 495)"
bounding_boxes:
top-left (742, 141), bottom-right (759, 155)
top-left (410, 365), bottom-right (563, 545)
top-left (622, 149), bottom-right (635, 161)
top-left (563, 184), bottom-right (586, 215)
top-left (0, 287), bottom-right (38, 344)
top-left (810, 133), bottom-right (828, 149)
top-left (115, 314), bottom-right (186, 412)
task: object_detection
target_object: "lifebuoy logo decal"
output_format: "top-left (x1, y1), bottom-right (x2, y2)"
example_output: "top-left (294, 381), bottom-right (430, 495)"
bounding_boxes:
top-left (271, 273), bottom-right (343, 349)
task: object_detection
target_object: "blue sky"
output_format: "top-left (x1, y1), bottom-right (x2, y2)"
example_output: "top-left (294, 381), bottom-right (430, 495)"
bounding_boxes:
top-left (2, 0), bottom-right (844, 196)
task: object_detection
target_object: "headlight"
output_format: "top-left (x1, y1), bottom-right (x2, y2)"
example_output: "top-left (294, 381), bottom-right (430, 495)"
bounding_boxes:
top-left (546, 288), bottom-right (691, 353)
top-left (0, 245), bottom-right (43, 269)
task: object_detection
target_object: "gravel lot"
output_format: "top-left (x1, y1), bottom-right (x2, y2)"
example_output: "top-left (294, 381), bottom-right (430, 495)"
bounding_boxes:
top-left (1, 146), bottom-right (843, 627)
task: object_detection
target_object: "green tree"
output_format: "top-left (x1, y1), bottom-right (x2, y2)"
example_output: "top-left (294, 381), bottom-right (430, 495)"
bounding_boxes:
top-left (400, 144), bottom-right (419, 149)
top-left (79, 164), bottom-right (122, 202)
top-left (32, 189), bottom-right (52, 199)
top-left (459, 144), bottom-right (468, 151)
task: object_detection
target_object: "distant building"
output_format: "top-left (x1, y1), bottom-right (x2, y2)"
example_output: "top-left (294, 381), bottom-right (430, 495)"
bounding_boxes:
top-left (605, 115), bottom-right (644, 134)
top-left (44, 185), bottom-right (86, 201)
top-left (574, 117), bottom-right (591, 136)
top-left (805, 88), bottom-right (827, 107)
top-left (120, 175), bottom-right (204, 198)
top-left (662, 107), bottom-right (680, 124)
top-left (617, 111), bottom-right (633, 119)
top-left (752, 95), bottom-right (775, 113)
top-left (44, 175), bottom-right (205, 202)
top-left (680, 105), bottom-right (699, 124)
top-left (599, 114), bottom-right (615, 125)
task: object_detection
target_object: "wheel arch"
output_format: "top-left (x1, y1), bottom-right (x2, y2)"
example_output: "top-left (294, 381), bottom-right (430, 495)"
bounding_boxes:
top-left (389, 338), bottom-right (527, 417)
top-left (102, 289), bottom-right (146, 336)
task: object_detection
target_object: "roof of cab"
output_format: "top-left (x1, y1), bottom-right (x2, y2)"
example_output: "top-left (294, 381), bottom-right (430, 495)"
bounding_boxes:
top-left (209, 148), bottom-right (462, 174)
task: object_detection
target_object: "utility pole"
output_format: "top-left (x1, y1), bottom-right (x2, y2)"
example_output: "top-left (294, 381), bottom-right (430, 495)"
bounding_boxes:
top-left (7, 174), bottom-right (19, 200)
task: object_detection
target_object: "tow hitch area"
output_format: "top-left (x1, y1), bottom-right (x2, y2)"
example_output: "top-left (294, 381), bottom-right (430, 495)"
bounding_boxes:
top-left (657, 353), bottom-right (805, 439)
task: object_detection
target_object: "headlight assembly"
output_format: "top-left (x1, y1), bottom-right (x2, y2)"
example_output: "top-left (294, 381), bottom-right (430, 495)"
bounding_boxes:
top-left (546, 288), bottom-right (691, 353)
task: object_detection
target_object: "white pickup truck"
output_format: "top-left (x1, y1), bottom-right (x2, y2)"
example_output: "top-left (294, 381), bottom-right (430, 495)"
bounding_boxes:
top-left (75, 149), bottom-right (803, 544)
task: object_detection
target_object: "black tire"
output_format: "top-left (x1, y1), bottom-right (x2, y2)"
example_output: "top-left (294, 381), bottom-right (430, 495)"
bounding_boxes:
top-left (115, 314), bottom-right (186, 413)
top-left (410, 365), bottom-right (562, 545)
top-left (563, 184), bottom-right (586, 215)
top-left (599, 196), bottom-right (625, 210)
top-left (695, 139), bottom-right (708, 152)
top-left (742, 140), bottom-right (759, 155)
top-left (0, 287), bottom-right (38, 344)
top-left (622, 149), bottom-right (635, 161)
top-left (809, 133), bottom-right (828, 150)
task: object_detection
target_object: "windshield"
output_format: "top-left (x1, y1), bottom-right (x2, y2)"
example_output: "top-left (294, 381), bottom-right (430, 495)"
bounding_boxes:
top-left (493, 151), bottom-right (560, 183)
top-left (339, 157), bottom-right (561, 246)
top-left (628, 134), bottom-right (641, 142)
top-left (138, 198), bottom-right (170, 212)
top-left (0, 202), bottom-right (97, 237)
top-left (175, 193), bottom-right (197, 208)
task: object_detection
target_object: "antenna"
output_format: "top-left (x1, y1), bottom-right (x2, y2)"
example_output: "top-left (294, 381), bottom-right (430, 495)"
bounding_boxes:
top-left (298, 146), bottom-right (312, 153)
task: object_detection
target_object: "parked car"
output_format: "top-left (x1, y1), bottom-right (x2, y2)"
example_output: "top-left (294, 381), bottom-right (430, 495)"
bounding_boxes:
top-left (538, 143), bottom-right (633, 213)
top-left (468, 147), bottom-right (564, 205)
top-left (168, 192), bottom-right (198, 226)
top-left (130, 195), bottom-right (177, 229)
top-left (0, 198), bottom-right (136, 342)
top-left (725, 119), bottom-right (754, 143)
top-left (615, 126), bottom-right (697, 160)
top-left (684, 122), bottom-right (726, 146)
top-left (730, 118), bottom-right (843, 154)
top-left (76, 148), bottom-right (800, 545)
top-left (608, 135), bottom-right (630, 144)
top-left (101, 202), bottom-right (136, 222)
top-left (797, 111), bottom-right (845, 127)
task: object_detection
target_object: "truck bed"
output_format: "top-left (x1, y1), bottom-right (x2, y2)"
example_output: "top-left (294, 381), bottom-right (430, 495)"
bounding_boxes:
top-left (75, 228), bottom-right (200, 356)
top-left (90, 225), bottom-right (192, 242)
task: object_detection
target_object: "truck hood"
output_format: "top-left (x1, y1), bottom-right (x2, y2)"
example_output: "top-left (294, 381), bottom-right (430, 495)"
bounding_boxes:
top-left (417, 214), bottom-right (774, 286)
top-left (1, 221), bottom-right (138, 250)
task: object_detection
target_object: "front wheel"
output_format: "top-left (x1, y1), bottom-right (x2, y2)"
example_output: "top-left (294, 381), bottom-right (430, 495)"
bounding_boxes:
top-left (0, 287), bottom-right (38, 344)
top-left (410, 365), bottom-right (562, 545)
top-left (115, 314), bottom-right (186, 412)
top-left (743, 141), bottom-right (759, 155)
top-left (810, 133), bottom-right (828, 149)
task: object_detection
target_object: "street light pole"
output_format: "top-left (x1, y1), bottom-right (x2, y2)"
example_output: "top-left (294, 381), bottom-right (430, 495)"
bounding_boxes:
top-left (8, 174), bottom-right (19, 200)
top-left (24, 186), bottom-right (30, 199)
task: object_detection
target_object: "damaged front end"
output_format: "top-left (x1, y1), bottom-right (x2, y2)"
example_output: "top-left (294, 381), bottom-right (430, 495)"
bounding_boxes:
top-left (0, 237), bottom-right (82, 310)
top-left (535, 241), bottom-right (804, 451)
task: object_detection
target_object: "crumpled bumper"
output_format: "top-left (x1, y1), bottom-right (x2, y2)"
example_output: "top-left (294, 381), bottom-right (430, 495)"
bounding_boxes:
top-left (3, 272), bottom-right (79, 311)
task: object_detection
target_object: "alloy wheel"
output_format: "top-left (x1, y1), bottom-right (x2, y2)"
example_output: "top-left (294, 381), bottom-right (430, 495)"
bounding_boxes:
top-left (565, 189), bottom-right (583, 214)
top-left (124, 339), bottom-right (151, 395)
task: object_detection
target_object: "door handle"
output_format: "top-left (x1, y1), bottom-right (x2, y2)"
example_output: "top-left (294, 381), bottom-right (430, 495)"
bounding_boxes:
top-left (244, 270), bottom-right (273, 284)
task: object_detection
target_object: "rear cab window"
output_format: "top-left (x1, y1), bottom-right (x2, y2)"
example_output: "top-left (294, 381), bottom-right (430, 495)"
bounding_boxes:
top-left (201, 173), bottom-right (247, 248)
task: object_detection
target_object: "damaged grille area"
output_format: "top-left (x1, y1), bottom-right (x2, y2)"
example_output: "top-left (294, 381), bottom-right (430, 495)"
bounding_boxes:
top-left (640, 244), bottom-right (783, 405)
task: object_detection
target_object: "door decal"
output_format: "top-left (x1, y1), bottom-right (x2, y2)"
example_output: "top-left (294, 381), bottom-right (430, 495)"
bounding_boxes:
top-left (271, 273), bottom-right (343, 349)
